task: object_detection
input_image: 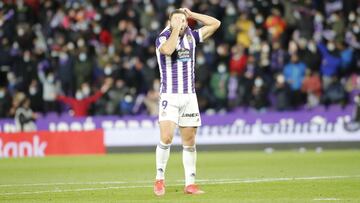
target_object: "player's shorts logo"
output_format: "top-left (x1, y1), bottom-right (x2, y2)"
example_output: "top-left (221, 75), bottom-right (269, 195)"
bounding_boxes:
top-left (161, 111), bottom-right (167, 117)
top-left (181, 113), bottom-right (199, 117)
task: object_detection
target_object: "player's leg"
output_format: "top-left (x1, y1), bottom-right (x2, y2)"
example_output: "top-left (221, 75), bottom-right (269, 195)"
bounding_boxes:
top-left (178, 94), bottom-right (203, 194)
top-left (180, 126), bottom-right (197, 185)
top-left (180, 126), bottom-right (204, 194)
top-left (154, 121), bottom-right (176, 196)
top-left (154, 94), bottom-right (179, 196)
top-left (156, 120), bottom-right (176, 180)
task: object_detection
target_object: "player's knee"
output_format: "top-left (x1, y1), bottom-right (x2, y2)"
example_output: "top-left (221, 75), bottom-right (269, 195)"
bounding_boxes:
top-left (160, 133), bottom-right (173, 144)
top-left (182, 135), bottom-right (195, 146)
top-left (162, 137), bottom-right (173, 145)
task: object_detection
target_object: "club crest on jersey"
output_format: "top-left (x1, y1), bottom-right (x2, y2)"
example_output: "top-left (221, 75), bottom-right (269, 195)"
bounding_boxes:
top-left (186, 34), bottom-right (193, 43)
top-left (177, 48), bottom-right (191, 62)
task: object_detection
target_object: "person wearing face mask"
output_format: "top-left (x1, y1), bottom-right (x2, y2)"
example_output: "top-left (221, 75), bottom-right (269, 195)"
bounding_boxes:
top-left (28, 79), bottom-right (43, 113)
top-left (210, 63), bottom-right (229, 111)
top-left (272, 74), bottom-right (292, 111)
top-left (56, 80), bottom-right (112, 117)
top-left (301, 70), bottom-right (322, 109)
top-left (37, 66), bottom-right (61, 115)
top-left (317, 40), bottom-right (341, 90)
top-left (222, 3), bottom-right (237, 44)
top-left (74, 49), bottom-right (92, 90)
top-left (58, 50), bottom-right (74, 96)
top-left (229, 44), bottom-right (247, 76)
top-left (12, 50), bottom-right (36, 91)
top-left (15, 97), bottom-right (37, 132)
top-left (103, 79), bottom-right (129, 115)
top-left (297, 40), bottom-right (321, 73)
top-left (250, 76), bottom-right (270, 111)
top-left (154, 8), bottom-right (220, 195)
top-left (283, 54), bottom-right (306, 108)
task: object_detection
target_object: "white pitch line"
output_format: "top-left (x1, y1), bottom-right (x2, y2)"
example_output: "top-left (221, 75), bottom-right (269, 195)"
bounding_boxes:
top-left (205, 175), bottom-right (360, 184)
top-left (313, 198), bottom-right (341, 201)
top-left (2, 175), bottom-right (359, 188)
top-left (0, 175), bottom-right (359, 196)
top-left (0, 181), bottom-right (148, 187)
top-left (0, 185), bottom-right (160, 196)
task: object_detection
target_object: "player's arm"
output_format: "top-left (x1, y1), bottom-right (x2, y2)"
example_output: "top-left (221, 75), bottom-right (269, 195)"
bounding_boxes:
top-left (159, 17), bottom-right (182, 56)
top-left (181, 8), bottom-right (221, 41)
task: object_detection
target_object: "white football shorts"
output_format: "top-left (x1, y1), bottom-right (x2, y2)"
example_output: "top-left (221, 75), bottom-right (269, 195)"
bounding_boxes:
top-left (158, 93), bottom-right (201, 127)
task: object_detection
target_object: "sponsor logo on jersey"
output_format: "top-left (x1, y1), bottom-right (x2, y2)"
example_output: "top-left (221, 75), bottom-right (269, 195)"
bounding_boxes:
top-left (177, 48), bottom-right (191, 62)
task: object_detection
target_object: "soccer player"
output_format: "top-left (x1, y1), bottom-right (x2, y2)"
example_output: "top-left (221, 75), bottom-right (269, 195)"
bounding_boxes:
top-left (154, 8), bottom-right (220, 196)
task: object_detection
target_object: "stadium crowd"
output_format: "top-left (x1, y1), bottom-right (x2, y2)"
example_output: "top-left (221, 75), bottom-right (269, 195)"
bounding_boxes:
top-left (0, 0), bottom-right (359, 119)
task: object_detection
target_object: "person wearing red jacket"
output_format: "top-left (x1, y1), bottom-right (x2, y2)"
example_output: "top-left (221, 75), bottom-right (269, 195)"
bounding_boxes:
top-left (229, 44), bottom-right (248, 76)
top-left (57, 81), bottom-right (111, 117)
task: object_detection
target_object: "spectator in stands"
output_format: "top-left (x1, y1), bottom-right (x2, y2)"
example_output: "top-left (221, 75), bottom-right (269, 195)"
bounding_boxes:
top-left (338, 41), bottom-right (354, 76)
top-left (283, 54), bottom-right (306, 108)
top-left (103, 79), bottom-right (129, 115)
top-left (330, 12), bottom-right (345, 43)
top-left (318, 41), bottom-right (342, 89)
top-left (265, 8), bottom-right (286, 41)
top-left (74, 44), bottom-right (93, 89)
top-left (14, 94), bottom-right (37, 132)
top-left (270, 41), bottom-right (286, 74)
top-left (272, 74), bottom-right (292, 111)
top-left (222, 3), bottom-right (237, 44)
top-left (238, 61), bottom-right (255, 107)
top-left (0, 86), bottom-right (12, 118)
top-left (229, 44), bottom-right (247, 76)
top-left (235, 13), bottom-right (254, 48)
top-left (227, 72), bottom-right (239, 111)
top-left (322, 76), bottom-right (348, 107)
top-left (210, 63), bottom-right (229, 111)
top-left (302, 70), bottom-right (322, 109)
top-left (298, 39), bottom-right (321, 72)
top-left (258, 41), bottom-right (271, 72)
top-left (296, 2), bottom-right (315, 40)
top-left (354, 94), bottom-right (360, 122)
top-left (56, 80), bottom-right (112, 117)
top-left (143, 80), bottom-right (160, 117)
top-left (38, 65), bottom-right (60, 114)
top-left (345, 14), bottom-right (360, 73)
top-left (12, 50), bottom-right (37, 92)
top-left (120, 93), bottom-right (136, 115)
top-left (250, 76), bottom-right (269, 111)
top-left (57, 48), bottom-right (75, 96)
top-left (27, 79), bottom-right (43, 113)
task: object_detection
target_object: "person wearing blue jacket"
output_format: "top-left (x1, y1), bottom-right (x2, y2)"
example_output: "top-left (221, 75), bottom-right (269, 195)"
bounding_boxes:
top-left (317, 42), bottom-right (341, 89)
top-left (283, 54), bottom-right (306, 108)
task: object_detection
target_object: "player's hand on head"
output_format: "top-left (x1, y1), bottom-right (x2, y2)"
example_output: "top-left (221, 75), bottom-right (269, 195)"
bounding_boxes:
top-left (180, 8), bottom-right (192, 18)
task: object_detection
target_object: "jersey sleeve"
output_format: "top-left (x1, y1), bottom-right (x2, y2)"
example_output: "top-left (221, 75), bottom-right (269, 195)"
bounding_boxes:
top-left (155, 32), bottom-right (169, 50)
top-left (191, 29), bottom-right (203, 44)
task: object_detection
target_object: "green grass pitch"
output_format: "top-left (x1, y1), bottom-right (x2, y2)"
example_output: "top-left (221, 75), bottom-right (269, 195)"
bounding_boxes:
top-left (0, 150), bottom-right (360, 202)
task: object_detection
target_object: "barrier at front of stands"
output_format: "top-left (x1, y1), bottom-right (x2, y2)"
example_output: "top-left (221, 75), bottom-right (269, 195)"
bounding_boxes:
top-left (0, 130), bottom-right (105, 158)
top-left (1, 106), bottom-right (360, 157)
